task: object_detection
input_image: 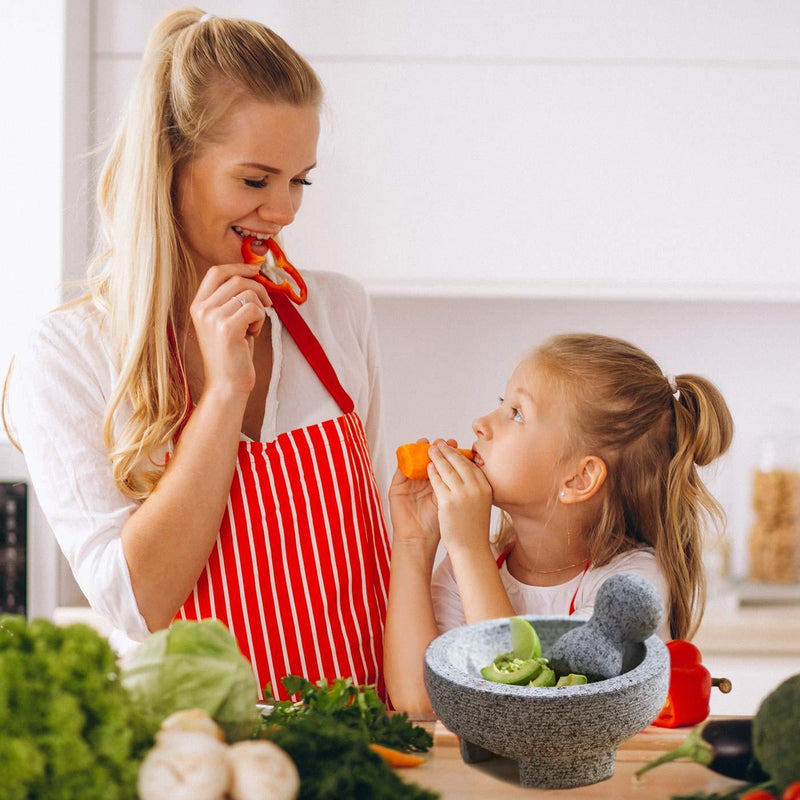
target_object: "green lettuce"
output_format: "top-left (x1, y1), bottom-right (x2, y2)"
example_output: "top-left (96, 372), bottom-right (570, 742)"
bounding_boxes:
top-left (121, 619), bottom-right (259, 741)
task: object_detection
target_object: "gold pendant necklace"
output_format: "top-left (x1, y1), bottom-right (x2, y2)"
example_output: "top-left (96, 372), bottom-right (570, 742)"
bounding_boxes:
top-left (528, 560), bottom-right (586, 575)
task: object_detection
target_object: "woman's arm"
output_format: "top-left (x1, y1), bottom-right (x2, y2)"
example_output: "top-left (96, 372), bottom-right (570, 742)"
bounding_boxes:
top-left (122, 262), bottom-right (271, 631)
top-left (120, 383), bottom-right (247, 631)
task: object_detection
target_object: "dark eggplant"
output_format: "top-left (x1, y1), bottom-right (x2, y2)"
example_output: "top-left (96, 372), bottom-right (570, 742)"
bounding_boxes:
top-left (636, 718), bottom-right (769, 782)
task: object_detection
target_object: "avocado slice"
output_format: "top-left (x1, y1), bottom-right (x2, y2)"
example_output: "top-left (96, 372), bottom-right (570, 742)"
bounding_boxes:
top-left (480, 656), bottom-right (543, 685)
top-left (529, 666), bottom-right (557, 687)
top-left (556, 673), bottom-right (588, 687)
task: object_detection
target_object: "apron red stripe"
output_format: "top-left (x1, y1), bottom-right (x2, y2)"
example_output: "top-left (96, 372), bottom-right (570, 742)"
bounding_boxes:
top-left (300, 425), bottom-right (363, 681)
top-left (311, 422), bottom-right (371, 681)
top-left (341, 414), bottom-right (391, 601)
top-left (284, 431), bottom-right (340, 681)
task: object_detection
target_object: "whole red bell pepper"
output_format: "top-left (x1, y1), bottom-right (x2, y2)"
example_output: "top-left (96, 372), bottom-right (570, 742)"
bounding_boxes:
top-left (653, 640), bottom-right (731, 728)
top-left (241, 236), bottom-right (308, 305)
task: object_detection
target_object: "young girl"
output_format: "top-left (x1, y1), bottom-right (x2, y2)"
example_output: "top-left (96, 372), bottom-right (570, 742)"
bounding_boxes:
top-left (384, 333), bottom-right (733, 711)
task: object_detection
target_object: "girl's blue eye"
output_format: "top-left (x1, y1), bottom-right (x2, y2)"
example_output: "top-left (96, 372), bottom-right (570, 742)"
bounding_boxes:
top-left (511, 407), bottom-right (523, 423)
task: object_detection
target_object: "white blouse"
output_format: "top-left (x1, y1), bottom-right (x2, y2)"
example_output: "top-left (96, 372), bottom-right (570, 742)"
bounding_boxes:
top-left (432, 547), bottom-right (672, 640)
top-left (7, 270), bottom-right (390, 647)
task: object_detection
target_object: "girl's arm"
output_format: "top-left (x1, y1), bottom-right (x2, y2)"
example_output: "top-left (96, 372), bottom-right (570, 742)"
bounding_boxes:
top-left (384, 465), bottom-right (441, 711)
top-left (429, 442), bottom-right (515, 623)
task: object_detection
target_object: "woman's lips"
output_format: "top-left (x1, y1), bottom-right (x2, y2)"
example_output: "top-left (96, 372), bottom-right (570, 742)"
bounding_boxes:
top-left (232, 226), bottom-right (271, 257)
top-left (473, 450), bottom-right (485, 466)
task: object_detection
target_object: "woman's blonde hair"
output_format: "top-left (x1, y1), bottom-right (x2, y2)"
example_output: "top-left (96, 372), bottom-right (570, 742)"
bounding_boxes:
top-left (78, 8), bottom-right (321, 498)
top-left (502, 333), bottom-right (733, 640)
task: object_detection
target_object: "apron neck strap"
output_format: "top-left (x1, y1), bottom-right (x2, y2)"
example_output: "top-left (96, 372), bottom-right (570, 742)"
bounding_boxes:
top-left (269, 291), bottom-right (355, 415)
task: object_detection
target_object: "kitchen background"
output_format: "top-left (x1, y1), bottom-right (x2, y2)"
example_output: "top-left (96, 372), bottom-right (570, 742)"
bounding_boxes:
top-left (2, 1), bottom-right (799, 710)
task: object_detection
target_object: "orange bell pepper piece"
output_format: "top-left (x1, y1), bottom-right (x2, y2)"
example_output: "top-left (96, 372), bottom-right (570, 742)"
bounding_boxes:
top-left (396, 442), bottom-right (475, 480)
top-left (368, 743), bottom-right (426, 768)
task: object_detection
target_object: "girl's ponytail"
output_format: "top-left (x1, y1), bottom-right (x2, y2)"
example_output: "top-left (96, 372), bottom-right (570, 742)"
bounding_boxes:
top-left (662, 374), bottom-right (734, 638)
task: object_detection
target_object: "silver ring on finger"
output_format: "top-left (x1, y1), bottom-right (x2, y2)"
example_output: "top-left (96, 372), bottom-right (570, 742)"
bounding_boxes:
top-left (233, 294), bottom-right (247, 308)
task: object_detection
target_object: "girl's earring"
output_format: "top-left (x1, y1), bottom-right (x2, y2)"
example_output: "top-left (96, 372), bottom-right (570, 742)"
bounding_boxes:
top-left (559, 490), bottom-right (566, 498)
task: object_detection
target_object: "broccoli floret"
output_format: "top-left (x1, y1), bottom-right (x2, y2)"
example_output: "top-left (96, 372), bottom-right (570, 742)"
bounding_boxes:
top-left (752, 672), bottom-right (800, 792)
top-left (0, 615), bottom-right (153, 800)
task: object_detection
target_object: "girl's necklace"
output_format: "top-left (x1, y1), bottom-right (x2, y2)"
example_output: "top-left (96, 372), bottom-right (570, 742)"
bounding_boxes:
top-left (527, 560), bottom-right (586, 575)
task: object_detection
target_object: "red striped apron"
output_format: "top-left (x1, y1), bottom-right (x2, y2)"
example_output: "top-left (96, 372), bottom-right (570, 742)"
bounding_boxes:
top-left (176, 292), bottom-right (391, 701)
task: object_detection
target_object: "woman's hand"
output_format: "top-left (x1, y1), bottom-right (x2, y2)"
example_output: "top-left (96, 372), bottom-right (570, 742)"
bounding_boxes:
top-left (428, 440), bottom-right (493, 556)
top-left (189, 262), bottom-right (273, 396)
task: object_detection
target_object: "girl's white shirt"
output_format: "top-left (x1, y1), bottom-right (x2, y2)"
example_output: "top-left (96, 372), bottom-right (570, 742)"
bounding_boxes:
top-left (432, 546), bottom-right (672, 640)
top-left (7, 270), bottom-right (390, 649)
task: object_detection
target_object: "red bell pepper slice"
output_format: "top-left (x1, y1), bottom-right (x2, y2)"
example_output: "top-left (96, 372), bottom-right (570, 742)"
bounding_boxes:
top-left (653, 640), bottom-right (731, 728)
top-left (241, 236), bottom-right (308, 305)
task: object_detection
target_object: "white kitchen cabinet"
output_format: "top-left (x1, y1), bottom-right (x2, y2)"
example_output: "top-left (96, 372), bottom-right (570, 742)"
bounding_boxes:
top-left (87, 0), bottom-right (800, 299)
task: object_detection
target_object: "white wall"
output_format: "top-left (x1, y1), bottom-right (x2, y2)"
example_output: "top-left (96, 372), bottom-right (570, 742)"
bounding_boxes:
top-left (83, 0), bottom-right (800, 582)
top-left (0, 2), bottom-right (66, 380)
top-left (5, 1), bottom-right (800, 611)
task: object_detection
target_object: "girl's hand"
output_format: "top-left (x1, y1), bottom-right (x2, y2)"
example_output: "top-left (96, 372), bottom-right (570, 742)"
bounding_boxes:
top-left (428, 440), bottom-right (493, 556)
top-left (189, 262), bottom-right (273, 396)
top-left (388, 438), bottom-right (443, 548)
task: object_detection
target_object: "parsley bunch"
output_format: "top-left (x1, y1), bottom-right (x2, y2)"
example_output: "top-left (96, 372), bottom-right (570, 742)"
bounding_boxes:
top-left (259, 676), bottom-right (438, 800)
top-left (262, 675), bottom-right (432, 752)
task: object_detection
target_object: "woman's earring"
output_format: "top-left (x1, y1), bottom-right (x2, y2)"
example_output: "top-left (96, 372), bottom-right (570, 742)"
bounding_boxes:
top-left (559, 490), bottom-right (566, 498)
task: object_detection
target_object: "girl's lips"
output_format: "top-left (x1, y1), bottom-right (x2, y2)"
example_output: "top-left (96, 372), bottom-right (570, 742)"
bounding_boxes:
top-left (472, 450), bottom-right (485, 467)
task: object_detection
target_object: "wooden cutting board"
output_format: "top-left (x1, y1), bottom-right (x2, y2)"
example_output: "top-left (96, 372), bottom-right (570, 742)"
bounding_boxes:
top-left (433, 719), bottom-right (696, 763)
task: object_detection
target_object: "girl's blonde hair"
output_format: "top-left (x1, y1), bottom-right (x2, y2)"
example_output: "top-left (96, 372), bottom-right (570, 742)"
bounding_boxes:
top-left (64, 8), bottom-right (320, 498)
top-left (508, 333), bottom-right (733, 640)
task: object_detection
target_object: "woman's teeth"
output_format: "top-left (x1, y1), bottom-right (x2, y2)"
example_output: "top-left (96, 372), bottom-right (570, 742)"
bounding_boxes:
top-left (473, 452), bottom-right (484, 466)
top-left (232, 226), bottom-right (270, 240)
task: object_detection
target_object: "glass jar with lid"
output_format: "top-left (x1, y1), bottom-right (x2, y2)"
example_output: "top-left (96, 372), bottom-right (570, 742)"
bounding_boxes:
top-left (749, 405), bottom-right (800, 583)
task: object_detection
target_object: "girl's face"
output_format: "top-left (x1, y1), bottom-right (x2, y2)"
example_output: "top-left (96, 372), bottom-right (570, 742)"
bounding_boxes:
top-left (173, 99), bottom-right (320, 273)
top-left (471, 357), bottom-right (572, 510)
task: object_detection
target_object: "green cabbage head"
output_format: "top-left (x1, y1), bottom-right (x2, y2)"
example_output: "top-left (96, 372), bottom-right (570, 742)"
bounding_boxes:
top-left (121, 619), bottom-right (259, 742)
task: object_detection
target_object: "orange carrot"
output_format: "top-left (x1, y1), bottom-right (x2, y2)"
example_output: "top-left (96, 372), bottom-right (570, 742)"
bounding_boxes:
top-left (368, 742), bottom-right (427, 767)
top-left (396, 442), bottom-right (475, 480)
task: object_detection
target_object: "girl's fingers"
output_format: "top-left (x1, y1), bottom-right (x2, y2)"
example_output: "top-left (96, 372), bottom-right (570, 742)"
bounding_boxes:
top-left (430, 441), bottom-right (477, 485)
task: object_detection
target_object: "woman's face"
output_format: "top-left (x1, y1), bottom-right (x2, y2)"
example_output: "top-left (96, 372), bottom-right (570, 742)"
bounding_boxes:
top-left (471, 357), bottom-right (572, 510)
top-left (174, 99), bottom-right (320, 273)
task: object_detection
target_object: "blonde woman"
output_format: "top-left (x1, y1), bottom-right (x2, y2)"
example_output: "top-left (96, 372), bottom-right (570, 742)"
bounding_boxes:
top-left (4, 9), bottom-right (391, 700)
top-left (384, 333), bottom-right (733, 711)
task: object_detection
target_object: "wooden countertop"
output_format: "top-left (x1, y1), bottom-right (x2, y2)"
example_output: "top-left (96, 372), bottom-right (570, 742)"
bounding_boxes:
top-left (400, 716), bottom-right (744, 800)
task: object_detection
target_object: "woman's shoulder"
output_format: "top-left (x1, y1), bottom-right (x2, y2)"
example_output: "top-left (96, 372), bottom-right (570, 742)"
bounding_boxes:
top-left (304, 270), bottom-right (370, 309)
top-left (19, 299), bottom-right (107, 355)
top-left (13, 299), bottom-right (112, 384)
top-left (301, 270), bottom-right (374, 334)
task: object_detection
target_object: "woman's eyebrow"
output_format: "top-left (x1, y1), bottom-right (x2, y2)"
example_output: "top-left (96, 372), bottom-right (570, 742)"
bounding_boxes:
top-left (237, 161), bottom-right (317, 173)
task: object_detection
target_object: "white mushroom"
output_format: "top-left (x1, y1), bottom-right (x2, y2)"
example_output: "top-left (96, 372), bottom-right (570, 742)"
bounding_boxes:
top-left (138, 730), bottom-right (232, 800)
top-left (228, 740), bottom-right (300, 800)
top-left (159, 708), bottom-right (225, 741)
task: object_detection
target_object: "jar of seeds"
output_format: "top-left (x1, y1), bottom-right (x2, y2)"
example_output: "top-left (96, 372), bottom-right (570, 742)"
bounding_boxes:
top-left (749, 407), bottom-right (800, 583)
